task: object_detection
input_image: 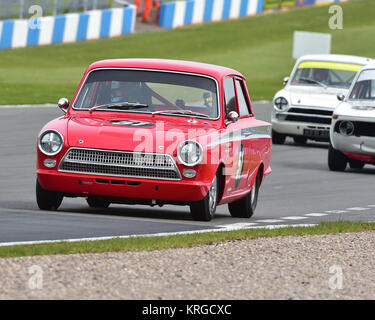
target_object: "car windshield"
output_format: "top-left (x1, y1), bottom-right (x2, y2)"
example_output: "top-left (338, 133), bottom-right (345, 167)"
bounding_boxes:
top-left (74, 69), bottom-right (219, 119)
top-left (349, 69), bottom-right (375, 100)
top-left (290, 61), bottom-right (362, 89)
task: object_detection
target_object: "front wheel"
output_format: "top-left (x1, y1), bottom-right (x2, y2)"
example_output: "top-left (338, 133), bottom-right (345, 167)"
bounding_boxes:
top-left (190, 173), bottom-right (218, 221)
top-left (228, 172), bottom-right (260, 218)
top-left (328, 143), bottom-right (347, 171)
top-left (87, 196), bottom-right (111, 209)
top-left (349, 159), bottom-right (365, 170)
top-left (36, 179), bottom-right (63, 211)
top-left (272, 129), bottom-right (286, 145)
top-left (293, 136), bottom-right (307, 145)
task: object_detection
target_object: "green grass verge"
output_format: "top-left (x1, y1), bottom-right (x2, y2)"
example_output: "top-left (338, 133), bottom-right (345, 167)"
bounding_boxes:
top-left (1, 221), bottom-right (375, 258)
top-left (0, 0), bottom-right (374, 105)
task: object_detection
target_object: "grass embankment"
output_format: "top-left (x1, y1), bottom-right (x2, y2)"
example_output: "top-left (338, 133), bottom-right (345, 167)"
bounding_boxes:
top-left (0, 0), bottom-right (374, 105)
top-left (1, 221), bottom-right (375, 258)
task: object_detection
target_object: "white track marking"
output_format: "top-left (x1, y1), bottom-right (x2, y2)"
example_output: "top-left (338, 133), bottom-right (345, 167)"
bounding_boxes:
top-left (325, 210), bottom-right (348, 214)
top-left (304, 213), bottom-right (328, 217)
top-left (0, 223), bottom-right (317, 247)
top-left (280, 216), bottom-right (308, 220)
top-left (255, 219), bottom-right (284, 223)
top-left (367, 205), bottom-right (375, 207)
top-left (217, 223), bottom-right (258, 230)
top-left (346, 207), bottom-right (371, 211)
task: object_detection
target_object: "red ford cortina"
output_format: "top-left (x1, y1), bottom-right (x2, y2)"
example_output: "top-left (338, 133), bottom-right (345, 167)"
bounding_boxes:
top-left (36, 59), bottom-right (272, 221)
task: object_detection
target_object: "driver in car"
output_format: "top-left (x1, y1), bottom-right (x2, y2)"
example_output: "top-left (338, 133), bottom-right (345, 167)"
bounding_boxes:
top-left (313, 68), bottom-right (329, 85)
top-left (111, 82), bottom-right (141, 104)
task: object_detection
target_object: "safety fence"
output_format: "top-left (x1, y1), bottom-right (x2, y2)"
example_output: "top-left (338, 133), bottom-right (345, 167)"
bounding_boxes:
top-left (0, 0), bottom-right (111, 19)
top-left (0, 5), bottom-right (136, 49)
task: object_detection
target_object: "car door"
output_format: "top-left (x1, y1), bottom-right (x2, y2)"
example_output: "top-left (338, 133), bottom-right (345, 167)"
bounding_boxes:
top-left (222, 76), bottom-right (253, 195)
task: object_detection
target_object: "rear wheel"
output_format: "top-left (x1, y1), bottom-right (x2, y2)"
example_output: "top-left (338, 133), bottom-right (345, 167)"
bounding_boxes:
top-left (293, 136), bottom-right (307, 145)
top-left (87, 196), bottom-right (110, 209)
top-left (190, 173), bottom-right (218, 221)
top-left (228, 171), bottom-right (260, 218)
top-left (328, 143), bottom-right (347, 171)
top-left (36, 179), bottom-right (63, 211)
top-left (349, 159), bottom-right (365, 170)
top-left (272, 129), bottom-right (286, 145)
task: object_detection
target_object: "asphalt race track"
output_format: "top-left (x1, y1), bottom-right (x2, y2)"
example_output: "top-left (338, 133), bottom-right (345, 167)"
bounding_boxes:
top-left (1, 102), bottom-right (375, 245)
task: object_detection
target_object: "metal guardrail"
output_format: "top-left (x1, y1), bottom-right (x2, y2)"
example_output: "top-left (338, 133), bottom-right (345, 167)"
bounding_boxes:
top-left (0, 0), bottom-right (111, 19)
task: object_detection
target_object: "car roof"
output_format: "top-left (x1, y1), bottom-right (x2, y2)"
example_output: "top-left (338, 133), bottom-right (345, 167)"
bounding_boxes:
top-left (296, 54), bottom-right (374, 65)
top-left (87, 59), bottom-right (244, 80)
top-left (357, 63), bottom-right (375, 71)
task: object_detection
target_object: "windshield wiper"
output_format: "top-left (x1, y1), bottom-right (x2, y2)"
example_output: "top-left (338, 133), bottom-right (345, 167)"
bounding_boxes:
top-left (299, 77), bottom-right (327, 88)
top-left (89, 102), bottom-right (149, 114)
top-left (152, 109), bottom-right (209, 118)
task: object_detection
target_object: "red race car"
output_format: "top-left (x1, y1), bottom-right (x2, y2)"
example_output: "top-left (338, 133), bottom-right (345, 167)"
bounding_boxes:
top-left (36, 59), bottom-right (272, 221)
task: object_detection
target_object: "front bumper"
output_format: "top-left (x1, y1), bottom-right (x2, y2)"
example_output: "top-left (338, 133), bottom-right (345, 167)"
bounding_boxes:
top-left (331, 133), bottom-right (375, 162)
top-left (37, 169), bottom-right (211, 203)
top-left (271, 111), bottom-right (330, 139)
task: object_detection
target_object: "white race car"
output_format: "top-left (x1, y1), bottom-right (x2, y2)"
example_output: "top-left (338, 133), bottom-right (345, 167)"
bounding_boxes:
top-left (329, 64), bottom-right (375, 171)
top-left (272, 54), bottom-right (373, 145)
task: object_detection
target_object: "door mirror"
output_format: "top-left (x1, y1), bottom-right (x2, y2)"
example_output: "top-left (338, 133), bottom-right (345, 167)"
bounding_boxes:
top-left (227, 111), bottom-right (239, 123)
top-left (58, 98), bottom-right (69, 113)
top-left (283, 77), bottom-right (290, 86)
top-left (337, 93), bottom-right (345, 101)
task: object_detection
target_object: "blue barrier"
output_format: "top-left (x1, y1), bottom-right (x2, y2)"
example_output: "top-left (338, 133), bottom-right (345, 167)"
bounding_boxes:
top-left (159, 0), bottom-right (264, 29)
top-left (159, 0), bottom-right (347, 29)
top-left (0, 6), bottom-right (136, 50)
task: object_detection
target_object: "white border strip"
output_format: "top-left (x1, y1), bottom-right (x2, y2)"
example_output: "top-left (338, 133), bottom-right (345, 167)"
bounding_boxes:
top-left (0, 223), bottom-right (317, 247)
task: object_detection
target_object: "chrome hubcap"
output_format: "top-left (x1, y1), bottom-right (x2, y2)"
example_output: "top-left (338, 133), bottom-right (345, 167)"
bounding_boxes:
top-left (209, 176), bottom-right (217, 215)
top-left (250, 179), bottom-right (257, 207)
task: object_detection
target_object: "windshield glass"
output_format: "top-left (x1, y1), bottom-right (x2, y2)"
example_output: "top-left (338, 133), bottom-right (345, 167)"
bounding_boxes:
top-left (291, 61), bottom-right (362, 89)
top-left (74, 69), bottom-right (219, 118)
top-left (349, 69), bottom-right (375, 100)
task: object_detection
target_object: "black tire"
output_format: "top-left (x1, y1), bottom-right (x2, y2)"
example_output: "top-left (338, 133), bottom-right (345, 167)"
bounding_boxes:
top-left (349, 159), bottom-right (365, 170)
top-left (228, 171), bottom-right (260, 218)
top-left (190, 173), bottom-right (219, 221)
top-left (272, 129), bottom-right (286, 145)
top-left (36, 179), bottom-right (63, 211)
top-left (293, 136), bottom-right (307, 145)
top-left (87, 196), bottom-right (110, 209)
top-left (328, 143), bottom-right (347, 171)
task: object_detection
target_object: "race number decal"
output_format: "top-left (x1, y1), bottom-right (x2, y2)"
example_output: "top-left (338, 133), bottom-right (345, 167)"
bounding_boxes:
top-left (235, 142), bottom-right (245, 190)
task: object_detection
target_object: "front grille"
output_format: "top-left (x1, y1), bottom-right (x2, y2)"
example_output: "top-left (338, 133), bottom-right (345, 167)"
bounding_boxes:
top-left (59, 148), bottom-right (181, 180)
top-left (335, 121), bottom-right (375, 137)
top-left (280, 107), bottom-right (333, 125)
top-left (288, 108), bottom-right (333, 116)
top-left (285, 114), bottom-right (332, 125)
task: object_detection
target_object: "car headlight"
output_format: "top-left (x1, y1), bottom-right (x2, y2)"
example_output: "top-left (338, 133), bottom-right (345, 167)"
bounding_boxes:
top-left (38, 130), bottom-right (64, 156)
top-left (338, 121), bottom-right (355, 136)
top-left (178, 140), bottom-right (203, 167)
top-left (274, 97), bottom-right (288, 111)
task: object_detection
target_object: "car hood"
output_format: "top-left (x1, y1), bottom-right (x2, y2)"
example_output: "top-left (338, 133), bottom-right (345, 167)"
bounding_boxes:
top-left (66, 115), bottom-right (217, 153)
top-left (288, 86), bottom-right (348, 109)
top-left (335, 101), bottom-right (375, 119)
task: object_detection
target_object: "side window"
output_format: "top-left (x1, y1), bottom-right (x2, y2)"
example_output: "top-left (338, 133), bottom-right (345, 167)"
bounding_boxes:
top-left (235, 79), bottom-right (250, 116)
top-left (223, 77), bottom-right (237, 116)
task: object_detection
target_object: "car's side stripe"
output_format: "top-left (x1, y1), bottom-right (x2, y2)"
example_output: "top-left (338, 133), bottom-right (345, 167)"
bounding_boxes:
top-left (207, 125), bottom-right (271, 147)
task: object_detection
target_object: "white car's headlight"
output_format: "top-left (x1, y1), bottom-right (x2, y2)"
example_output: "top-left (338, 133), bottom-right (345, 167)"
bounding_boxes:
top-left (38, 130), bottom-right (64, 156)
top-left (178, 140), bottom-right (203, 167)
top-left (274, 97), bottom-right (288, 111)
